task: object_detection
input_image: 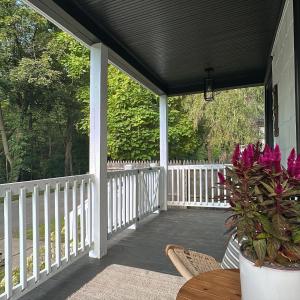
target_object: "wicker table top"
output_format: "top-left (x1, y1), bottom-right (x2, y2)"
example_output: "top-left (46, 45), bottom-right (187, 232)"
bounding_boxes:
top-left (176, 269), bottom-right (241, 300)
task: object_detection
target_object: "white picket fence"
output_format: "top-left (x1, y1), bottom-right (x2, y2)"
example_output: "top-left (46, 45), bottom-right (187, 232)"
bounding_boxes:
top-left (168, 164), bottom-right (230, 208)
top-left (0, 174), bottom-right (94, 300)
top-left (107, 167), bottom-right (161, 238)
top-left (107, 160), bottom-right (223, 170)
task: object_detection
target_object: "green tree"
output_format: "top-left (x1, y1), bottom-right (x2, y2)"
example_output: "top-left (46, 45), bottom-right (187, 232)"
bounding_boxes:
top-left (79, 65), bottom-right (201, 160)
top-left (184, 87), bottom-right (264, 161)
top-left (46, 31), bottom-right (89, 175)
top-left (0, 0), bottom-right (58, 180)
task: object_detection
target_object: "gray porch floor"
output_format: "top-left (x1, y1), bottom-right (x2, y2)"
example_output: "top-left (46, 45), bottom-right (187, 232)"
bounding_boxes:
top-left (20, 208), bottom-right (229, 300)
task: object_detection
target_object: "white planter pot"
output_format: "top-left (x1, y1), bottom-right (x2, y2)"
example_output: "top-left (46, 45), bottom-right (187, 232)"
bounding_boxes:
top-left (239, 252), bottom-right (300, 300)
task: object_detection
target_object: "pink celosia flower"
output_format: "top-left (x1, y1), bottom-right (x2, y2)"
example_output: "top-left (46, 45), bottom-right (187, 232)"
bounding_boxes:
top-left (218, 172), bottom-right (226, 184)
top-left (294, 156), bottom-right (300, 179)
top-left (258, 144), bottom-right (281, 173)
top-left (242, 144), bottom-right (255, 169)
top-left (287, 148), bottom-right (296, 177)
top-left (287, 148), bottom-right (300, 179)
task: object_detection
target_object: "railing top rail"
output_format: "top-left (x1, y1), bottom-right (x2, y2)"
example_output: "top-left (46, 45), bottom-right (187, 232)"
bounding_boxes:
top-left (107, 166), bottom-right (161, 177)
top-left (168, 164), bottom-right (232, 169)
top-left (0, 173), bottom-right (94, 196)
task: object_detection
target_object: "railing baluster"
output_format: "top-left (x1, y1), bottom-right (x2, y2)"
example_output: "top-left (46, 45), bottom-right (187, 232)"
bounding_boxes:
top-left (19, 187), bottom-right (27, 289)
top-left (217, 167), bottom-right (220, 205)
top-left (205, 168), bottom-right (208, 205)
top-left (223, 167), bottom-right (227, 206)
top-left (80, 179), bottom-right (85, 250)
top-left (44, 184), bottom-right (51, 274)
top-left (135, 172), bottom-right (139, 224)
top-left (141, 173), bottom-right (144, 215)
top-left (126, 174), bottom-right (131, 223)
top-left (123, 175), bottom-right (126, 225)
top-left (33, 185), bottom-right (40, 281)
top-left (211, 166), bottom-right (215, 206)
top-left (113, 177), bottom-right (117, 231)
top-left (88, 179), bottom-right (93, 246)
top-left (110, 178), bottom-right (113, 233)
top-left (144, 173), bottom-right (146, 215)
top-left (177, 168), bottom-right (179, 203)
top-left (64, 181), bottom-right (70, 261)
top-left (146, 173), bottom-right (149, 212)
top-left (151, 171), bottom-right (154, 209)
top-left (149, 172), bottom-right (152, 210)
top-left (152, 172), bottom-right (155, 209)
top-left (171, 169), bottom-right (174, 203)
top-left (55, 183), bottom-right (61, 267)
top-left (182, 169), bottom-right (185, 203)
top-left (4, 190), bottom-right (12, 298)
top-left (194, 168), bottom-right (196, 203)
top-left (118, 175), bottom-right (122, 227)
top-left (132, 173), bottom-right (135, 218)
top-left (72, 180), bottom-right (78, 256)
top-left (141, 172), bottom-right (148, 215)
top-left (199, 168), bottom-right (203, 204)
top-left (188, 168), bottom-right (191, 203)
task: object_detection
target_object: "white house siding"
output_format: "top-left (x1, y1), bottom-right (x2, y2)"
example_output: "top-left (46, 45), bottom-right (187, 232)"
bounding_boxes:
top-left (272, 0), bottom-right (296, 163)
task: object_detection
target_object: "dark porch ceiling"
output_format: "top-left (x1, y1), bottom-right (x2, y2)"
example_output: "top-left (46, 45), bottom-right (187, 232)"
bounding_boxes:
top-left (36, 0), bottom-right (285, 95)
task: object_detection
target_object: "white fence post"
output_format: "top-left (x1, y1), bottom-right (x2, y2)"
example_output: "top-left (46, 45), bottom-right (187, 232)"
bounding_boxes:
top-left (159, 94), bottom-right (168, 211)
top-left (89, 43), bottom-right (108, 258)
top-left (4, 190), bottom-right (12, 298)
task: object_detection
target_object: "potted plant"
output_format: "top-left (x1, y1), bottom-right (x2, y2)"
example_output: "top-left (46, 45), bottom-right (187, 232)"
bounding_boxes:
top-left (218, 143), bottom-right (300, 300)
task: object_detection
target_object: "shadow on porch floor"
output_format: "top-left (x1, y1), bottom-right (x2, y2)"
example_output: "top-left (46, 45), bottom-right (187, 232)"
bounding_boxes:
top-left (20, 208), bottom-right (229, 300)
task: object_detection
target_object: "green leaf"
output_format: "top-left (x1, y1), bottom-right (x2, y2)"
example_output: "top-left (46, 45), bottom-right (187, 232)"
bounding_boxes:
top-left (253, 239), bottom-right (267, 262)
top-left (261, 200), bottom-right (274, 206)
top-left (256, 214), bottom-right (273, 234)
top-left (272, 214), bottom-right (290, 241)
top-left (292, 229), bottom-right (300, 244)
top-left (260, 181), bottom-right (274, 194)
top-left (256, 233), bottom-right (270, 239)
top-left (283, 244), bottom-right (300, 260)
top-left (266, 239), bottom-right (280, 261)
top-left (254, 185), bottom-right (262, 195)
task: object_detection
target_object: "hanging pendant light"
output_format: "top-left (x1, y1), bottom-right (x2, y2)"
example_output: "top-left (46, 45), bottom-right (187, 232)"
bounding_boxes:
top-left (204, 68), bottom-right (214, 101)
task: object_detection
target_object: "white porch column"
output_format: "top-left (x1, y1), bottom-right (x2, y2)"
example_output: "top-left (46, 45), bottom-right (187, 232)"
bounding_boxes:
top-left (89, 43), bottom-right (108, 258)
top-left (160, 94), bottom-right (168, 211)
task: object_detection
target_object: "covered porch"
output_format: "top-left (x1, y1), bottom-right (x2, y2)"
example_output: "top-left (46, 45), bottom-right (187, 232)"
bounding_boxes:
top-left (0, 0), bottom-right (297, 299)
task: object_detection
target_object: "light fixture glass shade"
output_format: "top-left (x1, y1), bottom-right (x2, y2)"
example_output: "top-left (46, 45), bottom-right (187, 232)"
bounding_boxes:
top-left (204, 77), bottom-right (214, 101)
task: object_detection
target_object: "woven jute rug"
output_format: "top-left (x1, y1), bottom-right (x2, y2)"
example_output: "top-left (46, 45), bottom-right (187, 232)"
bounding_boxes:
top-left (68, 264), bottom-right (186, 300)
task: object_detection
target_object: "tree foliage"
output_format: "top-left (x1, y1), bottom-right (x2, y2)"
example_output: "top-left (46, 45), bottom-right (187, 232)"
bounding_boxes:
top-left (183, 88), bottom-right (264, 161)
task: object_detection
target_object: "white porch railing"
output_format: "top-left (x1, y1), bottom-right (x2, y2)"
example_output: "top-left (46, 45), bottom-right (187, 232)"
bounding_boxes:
top-left (107, 167), bottom-right (161, 238)
top-left (168, 164), bottom-right (230, 208)
top-left (0, 174), bottom-right (94, 300)
top-left (0, 166), bottom-right (161, 300)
